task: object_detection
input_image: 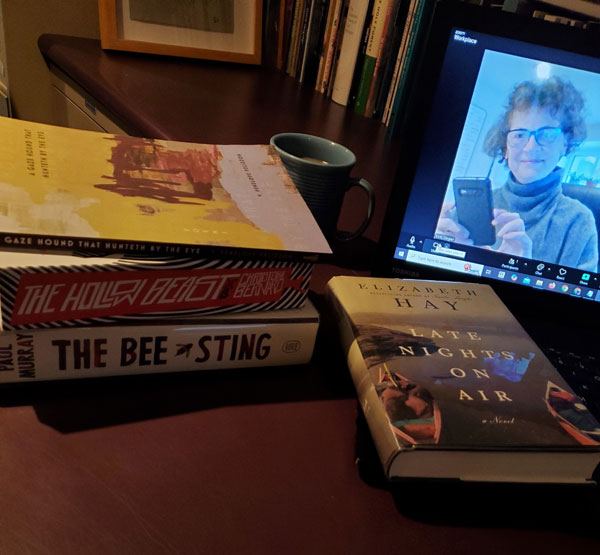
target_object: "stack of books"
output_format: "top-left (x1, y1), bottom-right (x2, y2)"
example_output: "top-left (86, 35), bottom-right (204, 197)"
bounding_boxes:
top-left (0, 116), bottom-right (331, 383)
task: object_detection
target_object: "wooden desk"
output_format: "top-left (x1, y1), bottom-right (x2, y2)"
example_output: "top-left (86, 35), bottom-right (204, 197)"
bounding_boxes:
top-left (0, 33), bottom-right (593, 554)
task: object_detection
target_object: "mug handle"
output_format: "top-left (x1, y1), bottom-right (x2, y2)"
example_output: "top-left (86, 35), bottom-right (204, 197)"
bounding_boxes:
top-left (336, 177), bottom-right (375, 242)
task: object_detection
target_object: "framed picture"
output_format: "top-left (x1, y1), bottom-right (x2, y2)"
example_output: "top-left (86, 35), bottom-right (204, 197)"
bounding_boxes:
top-left (98, 0), bottom-right (262, 64)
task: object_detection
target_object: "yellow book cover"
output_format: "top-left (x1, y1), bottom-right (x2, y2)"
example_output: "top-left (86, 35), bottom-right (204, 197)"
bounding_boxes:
top-left (0, 116), bottom-right (331, 258)
top-left (327, 275), bottom-right (600, 484)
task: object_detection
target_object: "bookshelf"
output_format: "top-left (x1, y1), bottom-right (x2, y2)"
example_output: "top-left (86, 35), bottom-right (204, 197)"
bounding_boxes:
top-left (264, 0), bottom-right (600, 138)
top-left (268, 0), bottom-right (439, 137)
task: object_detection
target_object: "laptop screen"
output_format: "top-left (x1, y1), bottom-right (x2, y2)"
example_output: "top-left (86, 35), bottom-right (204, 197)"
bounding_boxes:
top-left (376, 2), bottom-right (600, 315)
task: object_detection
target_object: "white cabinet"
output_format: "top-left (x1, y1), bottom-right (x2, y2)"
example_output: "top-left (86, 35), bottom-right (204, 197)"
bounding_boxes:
top-left (49, 72), bottom-right (128, 134)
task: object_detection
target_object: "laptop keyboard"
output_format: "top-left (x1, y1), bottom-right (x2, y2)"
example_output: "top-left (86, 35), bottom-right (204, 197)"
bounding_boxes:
top-left (543, 346), bottom-right (600, 421)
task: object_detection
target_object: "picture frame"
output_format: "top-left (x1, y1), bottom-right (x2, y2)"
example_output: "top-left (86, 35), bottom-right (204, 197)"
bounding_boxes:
top-left (98, 0), bottom-right (262, 64)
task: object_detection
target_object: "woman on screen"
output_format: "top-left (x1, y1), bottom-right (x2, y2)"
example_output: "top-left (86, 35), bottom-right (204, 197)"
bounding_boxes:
top-left (437, 76), bottom-right (598, 272)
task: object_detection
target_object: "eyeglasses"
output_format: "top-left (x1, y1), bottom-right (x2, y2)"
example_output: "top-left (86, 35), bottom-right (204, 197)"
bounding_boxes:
top-left (506, 126), bottom-right (563, 148)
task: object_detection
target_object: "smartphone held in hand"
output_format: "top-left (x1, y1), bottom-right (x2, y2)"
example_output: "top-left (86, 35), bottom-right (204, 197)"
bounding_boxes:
top-left (452, 177), bottom-right (496, 246)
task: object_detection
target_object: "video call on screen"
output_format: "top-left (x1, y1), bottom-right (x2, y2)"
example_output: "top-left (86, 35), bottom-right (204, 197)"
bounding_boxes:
top-left (396, 26), bottom-right (600, 302)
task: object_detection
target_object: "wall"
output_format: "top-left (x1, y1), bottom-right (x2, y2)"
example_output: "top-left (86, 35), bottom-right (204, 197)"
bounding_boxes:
top-left (3, 0), bottom-right (99, 123)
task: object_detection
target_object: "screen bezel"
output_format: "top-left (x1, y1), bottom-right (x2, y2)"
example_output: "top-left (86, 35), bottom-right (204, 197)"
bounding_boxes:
top-left (372, 0), bottom-right (600, 329)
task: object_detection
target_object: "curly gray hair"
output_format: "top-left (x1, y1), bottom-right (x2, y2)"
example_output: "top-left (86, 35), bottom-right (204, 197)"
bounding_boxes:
top-left (483, 76), bottom-right (586, 159)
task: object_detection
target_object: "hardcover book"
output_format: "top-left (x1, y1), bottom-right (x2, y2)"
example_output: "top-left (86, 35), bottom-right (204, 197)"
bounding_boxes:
top-left (327, 275), bottom-right (600, 484)
top-left (0, 298), bottom-right (319, 383)
top-left (0, 116), bottom-right (331, 259)
top-left (0, 251), bottom-right (312, 329)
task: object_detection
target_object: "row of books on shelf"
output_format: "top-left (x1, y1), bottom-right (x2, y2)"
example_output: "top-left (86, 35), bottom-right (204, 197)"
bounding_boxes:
top-left (266, 0), bottom-right (437, 135)
top-left (264, 0), bottom-right (600, 136)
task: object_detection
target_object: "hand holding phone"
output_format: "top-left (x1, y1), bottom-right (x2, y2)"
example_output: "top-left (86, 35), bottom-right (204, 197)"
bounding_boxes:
top-left (492, 208), bottom-right (533, 257)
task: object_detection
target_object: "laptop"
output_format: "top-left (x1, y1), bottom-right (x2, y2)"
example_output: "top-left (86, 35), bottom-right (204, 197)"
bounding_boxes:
top-left (373, 1), bottom-right (600, 417)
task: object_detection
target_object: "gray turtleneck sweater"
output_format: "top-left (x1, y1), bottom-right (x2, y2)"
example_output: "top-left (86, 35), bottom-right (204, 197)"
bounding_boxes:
top-left (493, 168), bottom-right (598, 272)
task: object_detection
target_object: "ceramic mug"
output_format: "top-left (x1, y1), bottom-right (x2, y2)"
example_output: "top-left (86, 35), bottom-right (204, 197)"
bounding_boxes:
top-left (270, 133), bottom-right (374, 242)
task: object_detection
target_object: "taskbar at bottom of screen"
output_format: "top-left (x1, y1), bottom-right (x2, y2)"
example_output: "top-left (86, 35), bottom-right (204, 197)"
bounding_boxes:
top-left (394, 247), bottom-right (600, 302)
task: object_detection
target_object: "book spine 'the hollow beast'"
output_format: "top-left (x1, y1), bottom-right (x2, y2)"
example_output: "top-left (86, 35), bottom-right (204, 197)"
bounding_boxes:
top-left (0, 300), bottom-right (319, 383)
top-left (327, 275), bottom-right (600, 484)
top-left (0, 252), bottom-right (313, 329)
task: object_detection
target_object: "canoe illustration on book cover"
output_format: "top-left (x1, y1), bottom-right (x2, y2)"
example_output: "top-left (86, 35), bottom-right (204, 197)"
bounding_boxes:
top-left (0, 116), bottom-right (330, 256)
top-left (545, 381), bottom-right (600, 446)
top-left (375, 363), bottom-right (442, 445)
top-left (330, 276), bottom-right (600, 450)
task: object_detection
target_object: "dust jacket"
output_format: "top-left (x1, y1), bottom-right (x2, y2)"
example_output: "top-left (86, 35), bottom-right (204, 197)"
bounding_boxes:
top-left (0, 251), bottom-right (312, 329)
top-left (0, 116), bottom-right (331, 259)
top-left (0, 299), bottom-right (319, 383)
top-left (327, 275), bottom-right (600, 484)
